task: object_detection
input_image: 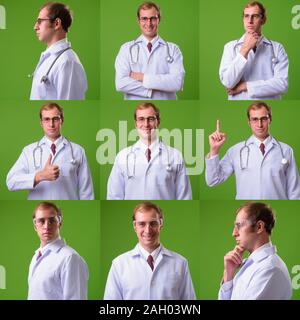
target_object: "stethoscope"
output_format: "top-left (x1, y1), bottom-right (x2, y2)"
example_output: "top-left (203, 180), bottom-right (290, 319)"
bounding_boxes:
top-left (129, 39), bottom-right (174, 64)
top-left (233, 37), bottom-right (278, 65)
top-left (239, 137), bottom-right (288, 170)
top-left (28, 47), bottom-right (71, 84)
top-left (126, 139), bottom-right (171, 178)
top-left (33, 138), bottom-right (76, 170)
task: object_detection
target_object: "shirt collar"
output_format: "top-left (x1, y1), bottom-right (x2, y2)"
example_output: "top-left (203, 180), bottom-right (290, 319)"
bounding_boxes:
top-left (44, 135), bottom-right (64, 148)
top-left (131, 243), bottom-right (172, 259)
top-left (251, 135), bottom-right (272, 148)
top-left (36, 237), bottom-right (65, 255)
top-left (248, 242), bottom-right (276, 263)
top-left (43, 38), bottom-right (70, 56)
top-left (137, 243), bottom-right (162, 261)
top-left (135, 138), bottom-right (159, 152)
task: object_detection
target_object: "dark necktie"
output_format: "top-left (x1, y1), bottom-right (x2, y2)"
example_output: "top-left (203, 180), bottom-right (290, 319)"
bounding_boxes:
top-left (147, 255), bottom-right (154, 271)
top-left (259, 143), bottom-right (265, 156)
top-left (36, 251), bottom-right (42, 261)
top-left (147, 42), bottom-right (152, 53)
top-left (51, 143), bottom-right (56, 155)
top-left (146, 148), bottom-right (151, 162)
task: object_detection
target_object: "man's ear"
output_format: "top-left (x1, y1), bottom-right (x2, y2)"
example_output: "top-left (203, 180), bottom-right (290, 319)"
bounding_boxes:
top-left (256, 220), bottom-right (265, 234)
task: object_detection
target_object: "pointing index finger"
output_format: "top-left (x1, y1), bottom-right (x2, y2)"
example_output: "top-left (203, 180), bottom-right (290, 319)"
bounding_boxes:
top-left (216, 119), bottom-right (220, 132)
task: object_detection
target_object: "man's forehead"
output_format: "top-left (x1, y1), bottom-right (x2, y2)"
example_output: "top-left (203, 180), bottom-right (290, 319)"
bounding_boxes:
top-left (35, 207), bottom-right (57, 218)
top-left (41, 109), bottom-right (60, 117)
top-left (38, 7), bottom-right (49, 18)
top-left (136, 108), bottom-right (156, 116)
top-left (135, 209), bottom-right (159, 220)
top-left (236, 209), bottom-right (248, 221)
top-left (244, 5), bottom-right (261, 14)
top-left (249, 108), bottom-right (268, 117)
top-left (140, 7), bottom-right (158, 16)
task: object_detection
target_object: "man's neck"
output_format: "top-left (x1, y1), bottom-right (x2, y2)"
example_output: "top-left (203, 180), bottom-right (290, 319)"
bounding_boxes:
top-left (46, 34), bottom-right (66, 48)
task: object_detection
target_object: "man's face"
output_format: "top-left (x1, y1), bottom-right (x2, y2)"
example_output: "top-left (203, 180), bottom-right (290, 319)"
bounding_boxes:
top-left (138, 7), bottom-right (160, 40)
top-left (232, 209), bottom-right (257, 252)
top-left (34, 207), bottom-right (61, 246)
top-left (133, 209), bottom-right (162, 251)
top-left (135, 107), bottom-right (159, 142)
top-left (248, 107), bottom-right (270, 141)
top-left (34, 7), bottom-right (56, 44)
top-left (243, 5), bottom-right (265, 34)
top-left (40, 108), bottom-right (63, 141)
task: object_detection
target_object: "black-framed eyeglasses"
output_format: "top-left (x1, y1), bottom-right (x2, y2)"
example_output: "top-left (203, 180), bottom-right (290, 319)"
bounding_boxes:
top-left (41, 116), bottom-right (62, 123)
top-left (35, 18), bottom-right (53, 25)
top-left (136, 116), bottom-right (157, 123)
top-left (139, 16), bottom-right (159, 24)
top-left (249, 116), bottom-right (269, 123)
top-left (243, 13), bottom-right (263, 20)
top-left (34, 216), bottom-right (60, 227)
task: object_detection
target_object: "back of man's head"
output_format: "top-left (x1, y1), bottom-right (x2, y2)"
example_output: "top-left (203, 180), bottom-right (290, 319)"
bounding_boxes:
top-left (41, 2), bottom-right (73, 32)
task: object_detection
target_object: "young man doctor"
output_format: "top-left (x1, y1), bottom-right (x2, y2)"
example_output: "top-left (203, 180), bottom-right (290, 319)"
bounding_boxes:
top-left (6, 102), bottom-right (94, 200)
top-left (107, 102), bottom-right (192, 200)
top-left (219, 202), bottom-right (292, 300)
top-left (30, 2), bottom-right (87, 100)
top-left (205, 101), bottom-right (300, 199)
top-left (28, 202), bottom-right (88, 300)
top-left (115, 1), bottom-right (185, 100)
top-left (219, 1), bottom-right (288, 100)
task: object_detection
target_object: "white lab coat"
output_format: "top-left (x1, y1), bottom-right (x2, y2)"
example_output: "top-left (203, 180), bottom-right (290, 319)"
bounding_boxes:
top-left (115, 35), bottom-right (185, 100)
top-left (219, 35), bottom-right (288, 100)
top-left (107, 140), bottom-right (192, 200)
top-left (6, 136), bottom-right (94, 200)
top-left (30, 38), bottom-right (87, 100)
top-left (205, 136), bottom-right (300, 199)
top-left (219, 243), bottom-right (292, 300)
top-left (104, 244), bottom-right (196, 300)
top-left (28, 238), bottom-right (89, 300)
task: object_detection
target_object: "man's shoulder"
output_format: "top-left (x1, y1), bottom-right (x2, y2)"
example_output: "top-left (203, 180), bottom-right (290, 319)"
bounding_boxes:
top-left (161, 246), bottom-right (188, 263)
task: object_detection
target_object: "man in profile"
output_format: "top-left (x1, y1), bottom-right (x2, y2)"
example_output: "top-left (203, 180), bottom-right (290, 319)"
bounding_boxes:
top-left (219, 202), bottom-right (292, 300)
top-left (30, 2), bottom-right (87, 100)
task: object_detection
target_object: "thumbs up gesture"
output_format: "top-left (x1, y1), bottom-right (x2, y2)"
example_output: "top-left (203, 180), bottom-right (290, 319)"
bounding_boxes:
top-left (34, 154), bottom-right (60, 186)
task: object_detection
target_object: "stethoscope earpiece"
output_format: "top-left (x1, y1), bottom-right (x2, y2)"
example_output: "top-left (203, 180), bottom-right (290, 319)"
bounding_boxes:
top-left (281, 158), bottom-right (288, 165)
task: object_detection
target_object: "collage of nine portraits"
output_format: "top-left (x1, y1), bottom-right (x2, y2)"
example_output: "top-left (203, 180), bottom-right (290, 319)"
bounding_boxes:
top-left (0, 0), bottom-right (299, 301)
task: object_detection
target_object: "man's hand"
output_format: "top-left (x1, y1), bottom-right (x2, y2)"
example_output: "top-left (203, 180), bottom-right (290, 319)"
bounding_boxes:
top-left (130, 72), bottom-right (144, 82)
top-left (34, 154), bottom-right (60, 186)
top-left (208, 119), bottom-right (226, 157)
top-left (223, 245), bottom-right (245, 283)
top-left (226, 81), bottom-right (247, 96)
top-left (240, 31), bottom-right (261, 58)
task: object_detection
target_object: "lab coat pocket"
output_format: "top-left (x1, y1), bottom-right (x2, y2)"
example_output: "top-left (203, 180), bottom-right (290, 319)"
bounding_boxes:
top-left (60, 162), bottom-right (77, 177)
top-left (154, 168), bottom-right (173, 186)
top-left (162, 272), bottom-right (181, 299)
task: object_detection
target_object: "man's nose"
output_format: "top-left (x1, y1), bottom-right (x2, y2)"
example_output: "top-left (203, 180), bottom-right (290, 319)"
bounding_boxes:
top-left (232, 227), bottom-right (238, 237)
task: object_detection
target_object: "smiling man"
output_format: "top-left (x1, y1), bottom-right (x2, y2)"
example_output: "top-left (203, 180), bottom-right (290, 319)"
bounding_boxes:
top-left (28, 202), bottom-right (88, 300)
top-left (205, 101), bottom-right (300, 199)
top-left (219, 1), bottom-right (288, 100)
top-left (115, 1), bottom-right (185, 100)
top-left (107, 102), bottom-right (192, 200)
top-left (219, 202), bottom-right (292, 300)
top-left (104, 202), bottom-right (196, 300)
top-left (6, 102), bottom-right (94, 200)
top-left (30, 2), bottom-right (87, 100)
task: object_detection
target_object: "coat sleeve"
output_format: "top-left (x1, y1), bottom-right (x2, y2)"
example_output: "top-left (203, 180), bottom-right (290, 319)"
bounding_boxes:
top-left (107, 153), bottom-right (125, 200)
top-left (77, 148), bottom-right (94, 200)
top-left (103, 261), bottom-right (123, 300)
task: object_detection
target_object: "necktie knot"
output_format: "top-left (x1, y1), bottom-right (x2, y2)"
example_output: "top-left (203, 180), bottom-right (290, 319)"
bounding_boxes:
top-left (147, 42), bottom-right (152, 53)
top-left (259, 143), bottom-right (265, 155)
top-left (147, 255), bottom-right (154, 271)
top-left (146, 148), bottom-right (151, 162)
top-left (51, 143), bottom-right (56, 155)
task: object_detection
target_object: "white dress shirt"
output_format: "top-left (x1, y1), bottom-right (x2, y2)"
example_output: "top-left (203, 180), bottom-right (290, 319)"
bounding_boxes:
top-left (205, 135), bottom-right (300, 199)
top-left (6, 136), bottom-right (94, 200)
top-left (219, 35), bottom-right (288, 100)
top-left (115, 35), bottom-right (185, 100)
top-left (30, 38), bottom-right (87, 100)
top-left (107, 139), bottom-right (192, 200)
top-left (219, 243), bottom-right (292, 300)
top-left (28, 238), bottom-right (89, 300)
top-left (104, 243), bottom-right (196, 300)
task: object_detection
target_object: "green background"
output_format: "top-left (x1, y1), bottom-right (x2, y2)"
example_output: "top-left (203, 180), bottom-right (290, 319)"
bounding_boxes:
top-left (0, 0), bottom-right (100, 99)
top-left (0, 200), bottom-right (101, 299)
top-left (99, 100), bottom-right (201, 200)
top-left (0, 101), bottom-right (100, 200)
top-left (100, 0), bottom-right (199, 100)
top-left (199, 0), bottom-right (300, 100)
top-left (199, 100), bottom-right (300, 199)
top-left (100, 200), bottom-right (201, 299)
